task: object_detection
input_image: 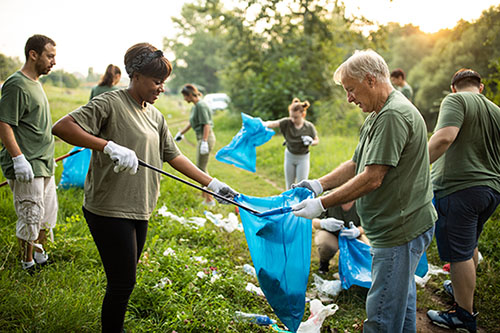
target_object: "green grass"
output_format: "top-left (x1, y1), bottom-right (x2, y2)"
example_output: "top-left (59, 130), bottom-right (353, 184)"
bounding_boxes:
top-left (1, 85), bottom-right (499, 332)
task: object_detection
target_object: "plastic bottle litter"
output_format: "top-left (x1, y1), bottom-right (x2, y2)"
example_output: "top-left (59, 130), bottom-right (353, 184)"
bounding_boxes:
top-left (312, 273), bottom-right (342, 297)
top-left (234, 311), bottom-right (276, 325)
top-left (243, 264), bottom-right (256, 276)
top-left (245, 282), bottom-right (265, 297)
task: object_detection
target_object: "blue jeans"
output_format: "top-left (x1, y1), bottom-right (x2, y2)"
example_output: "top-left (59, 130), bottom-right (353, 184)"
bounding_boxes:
top-left (364, 226), bottom-right (434, 333)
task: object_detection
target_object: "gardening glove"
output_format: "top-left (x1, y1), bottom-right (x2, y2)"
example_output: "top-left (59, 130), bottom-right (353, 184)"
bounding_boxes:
top-left (339, 221), bottom-right (361, 239)
top-left (291, 179), bottom-right (323, 197)
top-left (200, 140), bottom-right (209, 155)
top-left (301, 135), bottom-right (314, 146)
top-left (207, 178), bottom-right (239, 204)
top-left (292, 198), bottom-right (326, 219)
top-left (174, 131), bottom-right (183, 142)
top-left (319, 217), bottom-right (345, 232)
top-left (12, 154), bottom-right (34, 183)
top-left (103, 141), bottom-right (138, 175)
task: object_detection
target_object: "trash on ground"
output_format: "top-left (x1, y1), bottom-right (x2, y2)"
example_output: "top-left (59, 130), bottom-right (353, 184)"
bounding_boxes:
top-left (204, 211), bottom-right (243, 233)
top-left (297, 299), bottom-right (339, 333)
top-left (245, 282), bottom-right (265, 297)
top-left (312, 273), bottom-right (342, 298)
top-left (242, 263), bottom-right (256, 276)
top-left (415, 264), bottom-right (449, 287)
top-left (157, 205), bottom-right (206, 229)
top-left (163, 247), bottom-right (176, 256)
top-left (234, 311), bottom-right (276, 325)
top-left (153, 277), bottom-right (172, 289)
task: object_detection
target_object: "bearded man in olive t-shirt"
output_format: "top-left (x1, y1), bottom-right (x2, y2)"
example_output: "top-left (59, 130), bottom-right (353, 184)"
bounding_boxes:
top-left (426, 69), bottom-right (500, 333)
top-left (0, 35), bottom-right (57, 273)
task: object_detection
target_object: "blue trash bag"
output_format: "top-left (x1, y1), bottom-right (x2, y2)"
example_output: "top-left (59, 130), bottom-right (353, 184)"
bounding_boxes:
top-left (59, 147), bottom-right (90, 189)
top-left (338, 235), bottom-right (429, 290)
top-left (235, 187), bottom-right (314, 332)
top-left (215, 113), bottom-right (274, 172)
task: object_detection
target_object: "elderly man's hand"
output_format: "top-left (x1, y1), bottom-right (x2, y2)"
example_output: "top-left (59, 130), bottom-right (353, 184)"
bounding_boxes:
top-left (291, 179), bottom-right (323, 197)
top-left (292, 198), bottom-right (326, 219)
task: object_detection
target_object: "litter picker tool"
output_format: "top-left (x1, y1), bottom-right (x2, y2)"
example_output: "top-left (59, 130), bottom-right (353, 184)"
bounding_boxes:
top-left (0, 147), bottom-right (87, 188)
top-left (138, 159), bottom-right (261, 215)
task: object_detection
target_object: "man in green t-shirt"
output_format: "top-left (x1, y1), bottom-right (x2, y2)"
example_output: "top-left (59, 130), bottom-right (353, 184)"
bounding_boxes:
top-left (0, 35), bottom-right (57, 273)
top-left (427, 69), bottom-right (500, 332)
top-left (391, 68), bottom-right (413, 102)
top-left (292, 50), bottom-right (436, 332)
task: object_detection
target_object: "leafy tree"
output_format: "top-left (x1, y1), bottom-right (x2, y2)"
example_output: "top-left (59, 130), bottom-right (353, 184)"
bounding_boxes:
top-left (0, 53), bottom-right (22, 81)
top-left (40, 70), bottom-right (80, 88)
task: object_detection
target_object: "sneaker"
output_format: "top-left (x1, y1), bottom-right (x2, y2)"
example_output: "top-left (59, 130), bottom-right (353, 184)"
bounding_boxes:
top-left (318, 262), bottom-right (329, 274)
top-left (443, 279), bottom-right (454, 298)
top-left (21, 260), bottom-right (38, 275)
top-left (427, 304), bottom-right (477, 333)
top-left (33, 243), bottom-right (49, 266)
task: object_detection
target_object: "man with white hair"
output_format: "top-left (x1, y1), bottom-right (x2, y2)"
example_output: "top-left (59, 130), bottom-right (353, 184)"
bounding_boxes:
top-left (292, 49), bottom-right (436, 332)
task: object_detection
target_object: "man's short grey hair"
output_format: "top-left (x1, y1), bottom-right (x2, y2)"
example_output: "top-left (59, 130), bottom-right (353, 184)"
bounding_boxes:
top-left (333, 49), bottom-right (390, 84)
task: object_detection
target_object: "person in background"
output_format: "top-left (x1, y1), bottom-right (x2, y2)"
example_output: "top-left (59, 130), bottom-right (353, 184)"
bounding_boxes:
top-left (264, 98), bottom-right (319, 189)
top-left (90, 64), bottom-right (121, 100)
top-left (292, 50), bottom-right (436, 332)
top-left (312, 200), bottom-right (369, 274)
top-left (0, 34), bottom-right (57, 273)
top-left (52, 43), bottom-right (237, 332)
top-left (175, 84), bottom-right (216, 206)
top-left (391, 68), bottom-right (413, 102)
top-left (426, 69), bottom-right (500, 333)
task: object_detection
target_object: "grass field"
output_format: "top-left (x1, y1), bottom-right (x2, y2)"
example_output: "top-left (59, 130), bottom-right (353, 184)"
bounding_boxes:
top-left (0, 86), bottom-right (499, 332)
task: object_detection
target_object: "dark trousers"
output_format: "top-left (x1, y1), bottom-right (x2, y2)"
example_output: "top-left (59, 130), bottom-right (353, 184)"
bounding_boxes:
top-left (83, 207), bottom-right (148, 333)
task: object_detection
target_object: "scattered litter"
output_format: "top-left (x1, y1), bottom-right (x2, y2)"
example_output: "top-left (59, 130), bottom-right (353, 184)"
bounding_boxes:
top-left (204, 211), bottom-right (243, 233)
top-left (163, 248), bottom-right (176, 256)
top-left (245, 282), bottom-right (265, 297)
top-left (297, 299), bottom-right (339, 333)
top-left (210, 270), bottom-right (220, 283)
top-left (153, 277), bottom-right (172, 289)
top-left (192, 256), bottom-right (208, 264)
top-left (415, 264), bottom-right (449, 287)
top-left (242, 263), bottom-right (256, 276)
top-left (197, 271), bottom-right (207, 279)
top-left (234, 311), bottom-right (276, 325)
top-left (157, 205), bottom-right (207, 229)
top-left (312, 273), bottom-right (342, 298)
top-left (270, 324), bottom-right (291, 332)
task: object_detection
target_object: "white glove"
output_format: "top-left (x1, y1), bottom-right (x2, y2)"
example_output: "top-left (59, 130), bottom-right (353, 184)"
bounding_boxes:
top-left (12, 154), bottom-right (34, 183)
top-left (340, 221), bottom-right (361, 239)
top-left (200, 140), bottom-right (209, 155)
top-left (320, 217), bottom-right (345, 232)
top-left (292, 198), bottom-right (326, 219)
top-left (103, 141), bottom-right (138, 175)
top-left (174, 131), bottom-right (183, 142)
top-left (291, 179), bottom-right (323, 197)
top-left (301, 135), bottom-right (313, 146)
top-left (207, 178), bottom-right (239, 204)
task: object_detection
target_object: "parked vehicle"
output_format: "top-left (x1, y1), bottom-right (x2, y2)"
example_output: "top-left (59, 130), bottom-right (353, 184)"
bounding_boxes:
top-left (204, 93), bottom-right (230, 111)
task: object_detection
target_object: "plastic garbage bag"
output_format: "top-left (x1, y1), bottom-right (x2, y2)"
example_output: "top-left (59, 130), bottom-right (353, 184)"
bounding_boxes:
top-left (215, 113), bottom-right (275, 172)
top-left (312, 273), bottom-right (342, 297)
top-left (296, 299), bottom-right (339, 333)
top-left (59, 146), bottom-right (91, 189)
top-left (338, 235), bottom-right (430, 290)
top-left (236, 187), bottom-right (314, 332)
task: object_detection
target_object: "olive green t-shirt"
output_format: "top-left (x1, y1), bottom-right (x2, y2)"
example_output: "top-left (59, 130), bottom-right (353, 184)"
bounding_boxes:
top-left (397, 84), bottom-right (413, 102)
top-left (89, 85), bottom-right (118, 100)
top-left (279, 119), bottom-right (317, 155)
top-left (189, 100), bottom-right (213, 140)
top-left (321, 202), bottom-right (361, 227)
top-left (0, 71), bottom-right (55, 179)
top-left (431, 92), bottom-right (500, 199)
top-left (70, 89), bottom-right (180, 220)
top-left (352, 90), bottom-right (436, 248)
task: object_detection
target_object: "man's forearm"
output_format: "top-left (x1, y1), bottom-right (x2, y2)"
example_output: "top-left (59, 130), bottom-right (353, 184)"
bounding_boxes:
top-left (0, 121), bottom-right (22, 157)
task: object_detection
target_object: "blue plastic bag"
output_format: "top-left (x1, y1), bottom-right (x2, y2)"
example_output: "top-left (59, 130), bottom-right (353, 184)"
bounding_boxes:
top-left (59, 147), bottom-right (91, 189)
top-left (338, 235), bottom-right (429, 290)
top-left (236, 188), bottom-right (314, 332)
top-left (215, 113), bottom-right (274, 172)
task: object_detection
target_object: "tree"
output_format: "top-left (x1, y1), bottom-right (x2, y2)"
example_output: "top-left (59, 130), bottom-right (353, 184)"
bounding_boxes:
top-left (40, 70), bottom-right (80, 88)
top-left (0, 53), bottom-right (22, 81)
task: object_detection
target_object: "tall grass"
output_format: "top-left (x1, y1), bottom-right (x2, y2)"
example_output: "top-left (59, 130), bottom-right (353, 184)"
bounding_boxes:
top-left (0, 86), bottom-right (499, 331)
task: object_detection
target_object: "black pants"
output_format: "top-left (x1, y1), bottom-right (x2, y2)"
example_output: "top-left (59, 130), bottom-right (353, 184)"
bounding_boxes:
top-left (83, 207), bottom-right (148, 333)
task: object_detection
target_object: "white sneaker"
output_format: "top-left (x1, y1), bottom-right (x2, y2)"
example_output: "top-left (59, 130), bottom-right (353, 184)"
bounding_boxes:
top-left (33, 244), bottom-right (48, 265)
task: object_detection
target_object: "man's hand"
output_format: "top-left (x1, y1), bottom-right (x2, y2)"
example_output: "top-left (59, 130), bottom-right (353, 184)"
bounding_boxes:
top-left (174, 131), bottom-right (183, 142)
top-left (200, 140), bottom-right (209, 155)
top-left (319, 217), bottom-right (344, 232)
top-left (207, 178), bottom-right (239, 204)
top-left (339, 221), bottom-right (361, 239)
top-left (12, 154), bottom-right (34, 183)
top-left (292, 198), bottom-right (326, 219)
top-left (103, 141), bottom-right (138, 174)
top-left (291, 179), bottom-right (323, 197)
top-left (301, 135), bottom-right (313, 146)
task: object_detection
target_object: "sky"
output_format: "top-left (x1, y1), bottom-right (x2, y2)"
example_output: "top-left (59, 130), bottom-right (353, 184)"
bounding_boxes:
top-left (0, 0), bottom-right (498, 76)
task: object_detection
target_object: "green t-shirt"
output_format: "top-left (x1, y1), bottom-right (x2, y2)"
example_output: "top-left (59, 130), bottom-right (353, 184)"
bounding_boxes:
top-left (189, 100), bottom-right (213, 140)
top-left (0, 71), bottom-right (55, 179)
top-left (279, 119), bottom-right (317, 155)
top-left (431, 92), bottom-right (500, 198)
top-left (396, 84), bottom-right (413, 102)
top-left (89, 85), bottom-right (118, 100)
top-left (70, 89), bottom-right (180, 220)
top-left (352, 91), bottom-right (436, 248)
